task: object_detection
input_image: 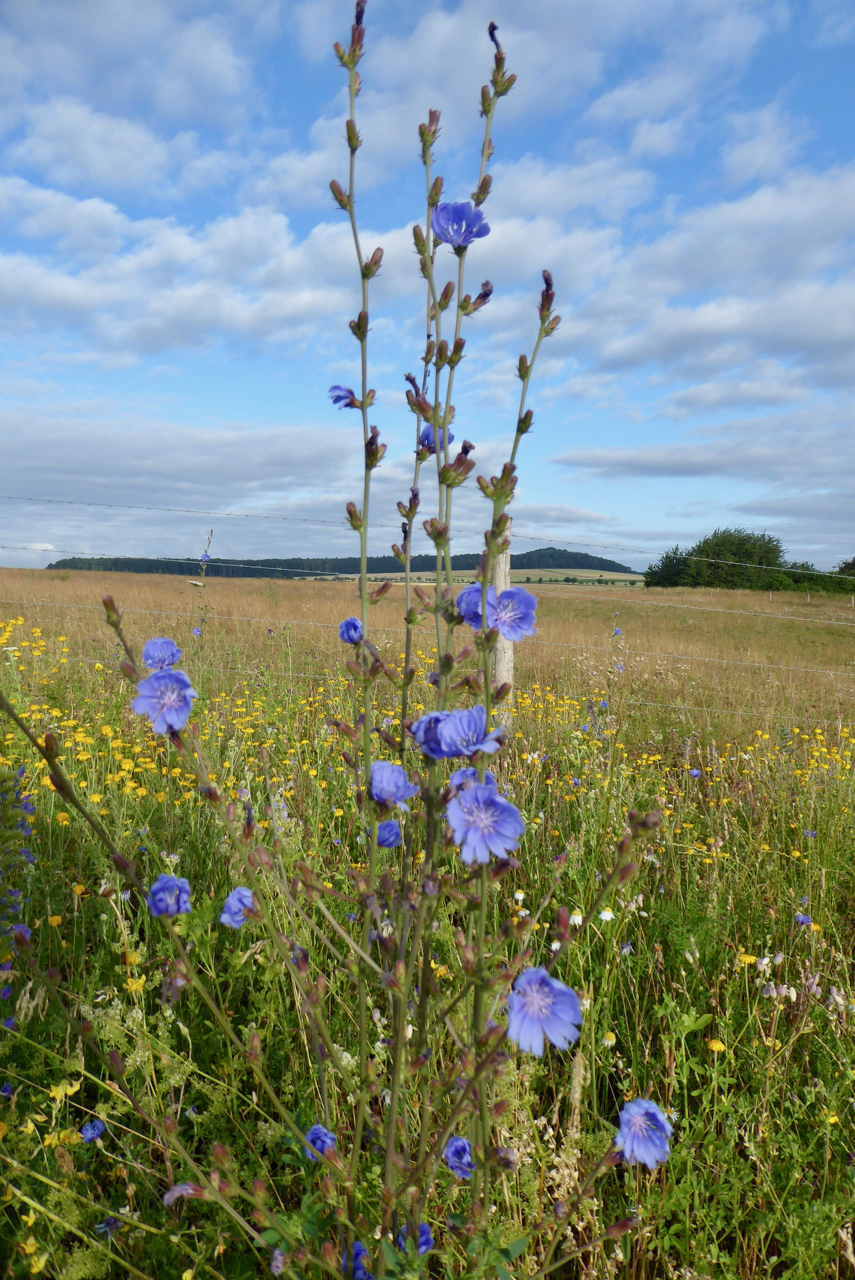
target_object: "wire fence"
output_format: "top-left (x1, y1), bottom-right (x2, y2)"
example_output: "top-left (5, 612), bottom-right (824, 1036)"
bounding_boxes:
top-left (3, 491), bottom-right (854, 581)
top-left (2, 596), bottom-right (853, 681)
top-left (5, 649), bottom-right (848, 731)
top-left (532, 587), bottom-right (855, 628)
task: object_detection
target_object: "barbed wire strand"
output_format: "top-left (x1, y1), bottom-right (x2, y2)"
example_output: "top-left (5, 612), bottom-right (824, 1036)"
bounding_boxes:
top-left (2, 492), bottom-right (854, 579)
top-left (6, 652), bottom-right (847, 729)
top-left (2, 597), bottom-right (853, 680)
top-left (532, 587), bottom-right (855, 628)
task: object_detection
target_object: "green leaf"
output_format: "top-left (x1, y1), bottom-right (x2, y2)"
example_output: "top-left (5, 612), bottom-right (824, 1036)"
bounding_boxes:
top-left (691, 1013), bottom-right (713, 1032)
top-left (261, 1229), bottom-right (281, 1246)
top-left (502, 1237), bottom-right (528, 1262)
top-left (497, 1267), bottom-right (512, 1280)
top-left (381, 1240), bottom-right (401, 1267)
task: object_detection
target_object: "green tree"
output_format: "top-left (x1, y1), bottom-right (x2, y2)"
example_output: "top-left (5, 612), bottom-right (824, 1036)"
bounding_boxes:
top-left (646, 528), bottom-right (795, 591)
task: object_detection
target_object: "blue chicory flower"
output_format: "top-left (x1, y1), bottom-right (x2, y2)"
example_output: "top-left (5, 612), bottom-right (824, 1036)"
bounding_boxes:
top-left (369, 761), bottom-right (420, 811)
top-left (95, 1217), bottom-right (122, 1238)
top-left (132, 669), bottom-right (197, 734)
top-left (439, 706), bottom-right (504, 757)
top-left (396, 1223), bottom-right (433, 1255)
top-left (220, 887), bottom-right (257, 928)
top-left (488, 587), bottom-right (538, 642)
top-left (410, 706), bottom-right (503, 760)
top-left (795, 913), bottom-right (812, 926)
top-left (613, 627), bottom-right (622, 635)
top-left (1, 1018), bottom-right (14, 1031)
top-left (304, 1123), bottom-right (336, 1160)
top-left (342, 1242), bottom-right (373, 1280)
top-left (445, 784), bottom-right (525, 864)
top-left (689, 768), bottom-right (701, 778)
top-left (456, 582), bottom-right (488, 630)
top-left (507, 967), bottom-right (582, 1056)
top-left (614, 1098), bottom-right (672, 1169)
top-left (419, 424), bottom-right (454, 454)
top-left (329, 385), bottom-right (357, 409)
top-left (431, 201), bottom-right (490, 249)
top-left (339, 616), bottom-right (363, 644)
top-left (0, 987), bottom-right (11, 1001)
top-left (409, 711), bottom-right (447, 758)
top-left (80, 1118), bottom-right (106, 1143)
top-left (141, 637), bottom-right (183, 671)
top-left (192, 626), bottom-right (202, 637)
top-left (448, 766), bottom-right (496, 790)
top-left (443, 1136), bottom-right (473, 1178)
top-left (200, 552), bottom-right (210, 563)
top-left (456, 583), bottom-right (537, 641)
top-left (146, 874), bottom-right (191, 918)
top-left (376, 820), bottom-right (402, 848)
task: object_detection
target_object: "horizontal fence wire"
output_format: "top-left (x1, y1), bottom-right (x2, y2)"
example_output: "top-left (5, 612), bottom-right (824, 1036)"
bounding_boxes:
top-left (533, 587), bottom-right (855, 628)
top-left (4, 494), bottom-right (855, 586)
top-left (7, 652), bottom-right (848, 729)
top-left (2, 597), bottom-right (853, 680)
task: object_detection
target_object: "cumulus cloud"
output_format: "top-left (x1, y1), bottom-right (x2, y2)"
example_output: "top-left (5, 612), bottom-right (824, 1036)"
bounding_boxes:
top-left (8, 98), bottom-right (172, 192)
top-left (721, 103), bottom-right (811, 186)
top-left (552, 411), bottom-right (855, 485)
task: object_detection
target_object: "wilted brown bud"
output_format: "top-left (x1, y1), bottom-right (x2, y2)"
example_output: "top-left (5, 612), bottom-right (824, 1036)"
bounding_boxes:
top-left (606, 1217), bottom-right (640, 1239)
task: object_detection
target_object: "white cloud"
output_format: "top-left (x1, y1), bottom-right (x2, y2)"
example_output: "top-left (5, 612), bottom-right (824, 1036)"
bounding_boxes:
top-left (8, 97), bottom-right (172, 192)
top-left (721, 103), bottom-right (810, 185)
top-left (0, 1), bottom-right (259, 125)
top-left (491, 154), bottom-right (655, 221)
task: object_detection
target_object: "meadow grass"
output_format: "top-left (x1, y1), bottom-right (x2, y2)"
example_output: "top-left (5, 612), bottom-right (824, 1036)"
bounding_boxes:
top-left (0, 570), bottom-right (853, 1278)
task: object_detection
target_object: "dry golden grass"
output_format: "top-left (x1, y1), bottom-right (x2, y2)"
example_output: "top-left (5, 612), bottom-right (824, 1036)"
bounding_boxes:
top-left (1, 566), bottom-right (853, 750)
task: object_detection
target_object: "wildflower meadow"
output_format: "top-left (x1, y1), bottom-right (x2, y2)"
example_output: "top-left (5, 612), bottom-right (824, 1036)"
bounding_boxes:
top-left (1, 8), bottom-right (854, 1280)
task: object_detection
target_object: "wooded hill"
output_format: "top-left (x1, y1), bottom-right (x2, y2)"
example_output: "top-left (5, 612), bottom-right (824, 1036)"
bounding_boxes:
top-left (47, 546), bottom-right (635, 579)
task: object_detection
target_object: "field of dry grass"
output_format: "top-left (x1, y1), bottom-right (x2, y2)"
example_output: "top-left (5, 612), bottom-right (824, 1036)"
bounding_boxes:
top-left (1, 565), bottom-right (852, 751)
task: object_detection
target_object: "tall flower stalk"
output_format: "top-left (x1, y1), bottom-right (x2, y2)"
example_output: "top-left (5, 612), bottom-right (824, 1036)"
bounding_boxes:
top-left (0, 6), bottom-right (673, 1275)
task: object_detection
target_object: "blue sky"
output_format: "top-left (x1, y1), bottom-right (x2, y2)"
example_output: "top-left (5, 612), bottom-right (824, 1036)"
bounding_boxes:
top-left (1, 0), bottom-right (853, 572)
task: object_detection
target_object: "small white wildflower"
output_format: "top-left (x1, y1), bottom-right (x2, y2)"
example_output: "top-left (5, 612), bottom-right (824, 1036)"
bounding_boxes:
top-left (599, 908), bottom-right (614, 922)
top-left (569, 910), bottom-right (583, 927)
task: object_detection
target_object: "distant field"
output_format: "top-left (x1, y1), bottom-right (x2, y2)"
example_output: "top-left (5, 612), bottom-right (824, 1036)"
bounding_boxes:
top-left (1, 565), bottom-right (852, 748)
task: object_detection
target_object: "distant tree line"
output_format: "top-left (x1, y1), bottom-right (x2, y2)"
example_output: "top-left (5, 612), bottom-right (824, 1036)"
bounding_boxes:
top-left (644, 528), bottom-right (855, 593)
top-left (46, 546), bottom-right (634, 579)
